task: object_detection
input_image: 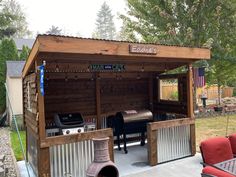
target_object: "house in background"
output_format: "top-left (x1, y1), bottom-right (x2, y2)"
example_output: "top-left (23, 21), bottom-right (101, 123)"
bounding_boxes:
top-left (4, 38), bottom-right (35, 129)
top-left (13, 38), bottom-right (34, 53)
top-left (6, 61), bottom-right (25, 129)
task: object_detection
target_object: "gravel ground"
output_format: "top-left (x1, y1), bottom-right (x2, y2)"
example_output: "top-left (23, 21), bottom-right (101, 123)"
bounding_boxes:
top-left (0, 127), bottom-right (17, 177)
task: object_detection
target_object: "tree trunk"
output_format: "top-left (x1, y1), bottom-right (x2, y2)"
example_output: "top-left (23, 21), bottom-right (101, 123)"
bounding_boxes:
top-left (217, 84), bottom-right (221, 105)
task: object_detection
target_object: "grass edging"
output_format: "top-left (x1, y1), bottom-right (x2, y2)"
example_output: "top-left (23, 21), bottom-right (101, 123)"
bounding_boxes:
top-left (10, 131), bottom-right (26, 161)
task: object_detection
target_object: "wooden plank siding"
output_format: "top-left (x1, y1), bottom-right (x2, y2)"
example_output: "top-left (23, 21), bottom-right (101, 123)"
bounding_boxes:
top-left (44, 79), bottom-right (96, 125)
top-left (23, 73), bottom-right (38, 137)
top-left (100, 79), bottom-right (149, 115)
top-left (23, 73), bottom-right (40, 175)
top-left (43, 76), bottom-right (150, 127)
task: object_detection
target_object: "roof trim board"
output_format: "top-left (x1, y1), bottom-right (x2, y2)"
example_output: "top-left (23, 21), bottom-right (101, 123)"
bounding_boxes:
top-left (22, 35), bottom-right (211, 77)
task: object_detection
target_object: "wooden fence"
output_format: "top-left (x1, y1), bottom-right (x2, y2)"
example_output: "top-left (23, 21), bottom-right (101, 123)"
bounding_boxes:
top-left (161, 83), bottom-right (234, 102)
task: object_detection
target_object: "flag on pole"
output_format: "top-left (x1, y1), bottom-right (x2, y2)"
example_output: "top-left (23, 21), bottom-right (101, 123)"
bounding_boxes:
top-left (193, 67), bottom-right (205, 88)
top-left (39, 64), bottom-right (45, 96)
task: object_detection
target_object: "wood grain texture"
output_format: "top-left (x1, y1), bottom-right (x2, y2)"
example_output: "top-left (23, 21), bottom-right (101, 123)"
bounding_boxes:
top-left (38, 147), bottom-right (50, 177)
top-left (187, 64), bottom-right (196, 155)
top-left (38, 36), bottom-right (211, 60)
top-left (149, 118), bottom-right (194, 131)
top-left (40, 128), bottom-right (113, 148)
top-left (187, 64), bottom-right (194, 118)
top-left (44, 79), bottom-right (96, 121)
top-left (36, 60), bottom-right (46, 140)
top-left (22, 39), bottom-right (39, 77)
top-left (23, 73), bottom-right (39, 135)
top-left (96, 74), bottom-right (101, 129)
top-left (22, 35), bottom-right (210, 77)
top-left (147, 123), bottom-right (157, 166)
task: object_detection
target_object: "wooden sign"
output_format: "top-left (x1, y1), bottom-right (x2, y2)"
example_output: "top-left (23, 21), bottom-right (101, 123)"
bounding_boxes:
top-left (129, 44), bottom-right (157, 55)
top-left (90, 64), bottom-right (125, 71)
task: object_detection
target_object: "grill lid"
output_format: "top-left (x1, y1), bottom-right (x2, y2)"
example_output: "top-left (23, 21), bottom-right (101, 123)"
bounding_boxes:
top-left (54, 113), bottom-right (84, 128)
top-left (116, 110), bottom-right (153, 123)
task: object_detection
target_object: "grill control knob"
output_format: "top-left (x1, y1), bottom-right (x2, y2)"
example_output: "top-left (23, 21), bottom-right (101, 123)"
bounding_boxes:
top-left (78, 129), bottom-right (81, 133)
top-left (66, 130), bottom-right (70, 134)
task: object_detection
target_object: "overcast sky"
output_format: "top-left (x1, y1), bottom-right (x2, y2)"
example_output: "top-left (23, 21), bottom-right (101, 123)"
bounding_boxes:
top-left (18, 0), bottom-right (127, 38)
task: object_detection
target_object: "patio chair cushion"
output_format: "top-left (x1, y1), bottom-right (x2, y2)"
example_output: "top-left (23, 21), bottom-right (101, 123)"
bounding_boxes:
top-left (200, 137), bottom-right (233, 165)
top-left (202, 166), bottom-right (235, 177)
top-left (228, 133), bottom-right (236, 155)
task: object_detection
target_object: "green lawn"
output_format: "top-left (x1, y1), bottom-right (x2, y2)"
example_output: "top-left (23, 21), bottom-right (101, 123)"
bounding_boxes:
top-left (196, 114), bottom-right (236, 152)
top-left (10, 131), bottom-right (26, 161)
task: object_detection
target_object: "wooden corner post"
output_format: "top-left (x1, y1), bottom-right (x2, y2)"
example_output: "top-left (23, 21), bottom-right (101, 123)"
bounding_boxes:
top-left (96, 73), bottom-right (101, 129)
top-left (35, 60), bottom-right (50, 177)
top-left (147, 123), bottom-right (157, 166)
top-left (187, 64), bottom-right (196, 155)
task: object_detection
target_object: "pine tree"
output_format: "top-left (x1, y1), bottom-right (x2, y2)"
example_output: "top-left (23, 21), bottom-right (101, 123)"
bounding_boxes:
top-left (2, 0), bottom-right (31, 38)
top-left (122, 0), bottom-right (236, 49)
top-left (0, 0), bottom-right (30, 39)
top-left (117, 20), bottom-right (137, 42)
top-left (19, 45), bottom-right (30, 60)
top-left (0, 38), bottom-right (19, 112)
top-left (46, 25), bottom-right (62, 35)
top-left (93, 2), bottom-right (116, 40)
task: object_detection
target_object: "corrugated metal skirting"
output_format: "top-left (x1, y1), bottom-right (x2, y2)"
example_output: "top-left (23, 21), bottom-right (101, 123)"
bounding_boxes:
top-left (50, 140), bottom-right (94, 177)
top-left (157, 125), bottom-right (191, 163)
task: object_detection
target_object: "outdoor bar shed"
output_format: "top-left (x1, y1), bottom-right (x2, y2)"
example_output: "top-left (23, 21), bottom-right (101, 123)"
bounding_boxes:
top-left (22, 35), bottom-right (211, 177)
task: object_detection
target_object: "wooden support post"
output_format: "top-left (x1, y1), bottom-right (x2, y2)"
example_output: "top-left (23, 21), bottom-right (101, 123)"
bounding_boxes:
top-left (187, 64), bottom-right (194, 118)
top-left (35, 60), bottom-right (46, 140)
top-left (157, 77), bottom-right (160, 102)
top-left (187, 64), bottom-right (196, 155)
top-left (96, 73), bottom-right (101, 129)
top-left (38, 147), bottom-right (50, 177)
top-left (147, 123), bottom-right (157, 166)
top-left (35, 60), bottom-right (50, 176)
top-left (108, 134), bottom-right (114, 162)
top-left (149, 74), bottom-right (153, 112)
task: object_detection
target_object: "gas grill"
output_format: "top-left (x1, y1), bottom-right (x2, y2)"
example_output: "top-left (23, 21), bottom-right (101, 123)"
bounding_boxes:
top-left (54, 113), bottom-right (84, 135)
top-left (107, 110), bottom-right (153, 153)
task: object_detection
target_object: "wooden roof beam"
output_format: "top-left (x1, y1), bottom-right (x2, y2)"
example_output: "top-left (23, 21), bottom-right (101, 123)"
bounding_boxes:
top-left (22, 35), bottom-right (211, 77)
top-left (37, 36), bottom-right (211, 60)
top-left (22, 39), bottom-right (40, 77)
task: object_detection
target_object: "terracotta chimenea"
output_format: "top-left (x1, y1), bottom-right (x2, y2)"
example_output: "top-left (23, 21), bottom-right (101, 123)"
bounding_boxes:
top-left (86, 137), bottom-right (119, 177)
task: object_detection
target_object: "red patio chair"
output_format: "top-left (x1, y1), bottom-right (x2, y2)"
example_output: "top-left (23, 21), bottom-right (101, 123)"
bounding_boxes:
top-left (202, 166), bottom-right (235, 177)
top-left (200, 137), bottom-right (234, 165)
top-left (228, 133), bottom-right (236, 156)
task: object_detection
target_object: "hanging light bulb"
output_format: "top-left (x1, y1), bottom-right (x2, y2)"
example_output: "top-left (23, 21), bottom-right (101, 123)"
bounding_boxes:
top-left (137, 73), bottom-right (141, 80)
top-left (55, 64), bottom-right (59, 72)
top-left (141, 65), bottom-right (144, 72)
top-left (87, 65), bottom-right (90, 72)
top-left (97, 74), bottom-right (101, 80)
top-left (74, 75), bottom-right (78, 80)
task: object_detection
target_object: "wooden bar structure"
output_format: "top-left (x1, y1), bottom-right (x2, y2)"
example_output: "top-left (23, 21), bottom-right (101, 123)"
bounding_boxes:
top-left (22, 35), bottom-right (210, 177)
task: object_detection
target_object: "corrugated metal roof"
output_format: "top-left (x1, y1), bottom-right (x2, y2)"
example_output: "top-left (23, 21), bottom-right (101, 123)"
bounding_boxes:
top-left (38, 34), bottom-right (209, 49)
top-left (13, 38), bottom-right (35, 50)
top-left (6, 61), bottom-right (25, 78)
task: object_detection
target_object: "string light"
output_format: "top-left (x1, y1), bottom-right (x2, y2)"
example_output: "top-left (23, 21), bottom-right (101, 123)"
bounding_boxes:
top-left (55, 64), bottom-right (59, 72)
top-left (141, 64), bottom-right (144, 72)
top-left (137, 73), bottom-right (141, 80)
